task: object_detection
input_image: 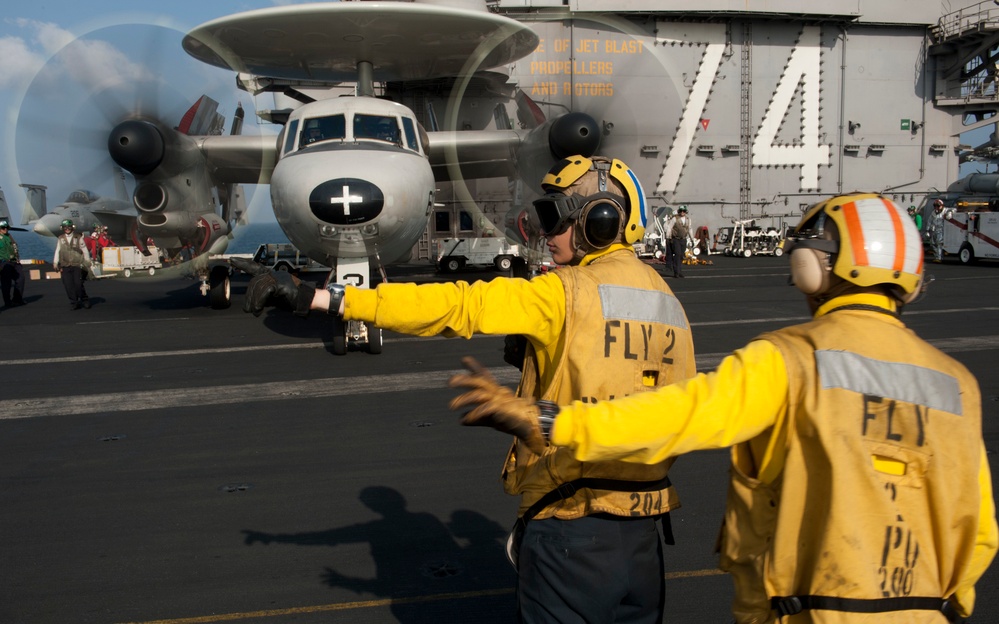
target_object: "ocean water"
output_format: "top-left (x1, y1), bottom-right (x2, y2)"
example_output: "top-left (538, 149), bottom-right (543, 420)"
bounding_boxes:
top-left (11, 222), bottom-right (291, 262)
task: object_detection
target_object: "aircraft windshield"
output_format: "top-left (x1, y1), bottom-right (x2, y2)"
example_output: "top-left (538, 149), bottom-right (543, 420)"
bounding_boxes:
top-left (300, 115), bottom-right (346, 149)
top-left (66, 190), bottom-right (98, 204)
top-left (354, 114), bottom-right (401, 144)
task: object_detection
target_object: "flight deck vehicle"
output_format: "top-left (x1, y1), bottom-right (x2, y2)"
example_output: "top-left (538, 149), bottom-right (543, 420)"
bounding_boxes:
top-left (252, 244), bottom-right (327, 274)
top-left (435, 237), bottom-right (523, 273)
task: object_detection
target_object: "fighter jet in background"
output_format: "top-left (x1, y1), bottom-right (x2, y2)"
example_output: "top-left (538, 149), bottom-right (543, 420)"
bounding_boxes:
top-left (22, 166), bottom-right (138, 244)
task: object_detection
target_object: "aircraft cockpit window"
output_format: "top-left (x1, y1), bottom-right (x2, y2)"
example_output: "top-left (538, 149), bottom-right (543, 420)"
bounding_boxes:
top-left (66, 190), bottom-right (97, 204)
top-left (354, 114), bottom-right (402, 145)
top-left (283, 120), bottom-right (299, 155)
top-left (401, 118), bottom-right (419, 151)
top-left (300, 115), bottom-right (346, 149)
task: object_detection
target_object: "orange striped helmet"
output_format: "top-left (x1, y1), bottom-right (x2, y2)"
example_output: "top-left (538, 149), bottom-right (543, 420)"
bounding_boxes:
top-left (789, 193), bottom-right (924, 302)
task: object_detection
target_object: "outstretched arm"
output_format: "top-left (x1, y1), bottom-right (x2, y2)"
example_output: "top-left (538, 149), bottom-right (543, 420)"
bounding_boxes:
top-left (449, 340), bottom-right (788, 464)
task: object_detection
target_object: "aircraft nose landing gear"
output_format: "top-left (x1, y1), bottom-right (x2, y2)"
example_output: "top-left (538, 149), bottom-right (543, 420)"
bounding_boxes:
top-left (329, 317), bottom-right (382, 355)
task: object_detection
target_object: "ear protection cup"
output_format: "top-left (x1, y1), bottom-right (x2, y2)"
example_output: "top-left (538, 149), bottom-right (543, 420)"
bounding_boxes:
top-left (900, 275), bottom-right (922, 305)
top-left (790, 247), bottom-right (831, 295)
top-left (580, 200), bottom-right (623, 249)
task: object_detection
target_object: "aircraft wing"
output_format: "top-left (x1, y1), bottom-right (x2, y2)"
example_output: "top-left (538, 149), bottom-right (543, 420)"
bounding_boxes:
top-left (426, 111), bottom-right (599, 188)
top-left (197, 135), bottom-right (278, 185)
top-left (426, 129), bottom-right (524, 182)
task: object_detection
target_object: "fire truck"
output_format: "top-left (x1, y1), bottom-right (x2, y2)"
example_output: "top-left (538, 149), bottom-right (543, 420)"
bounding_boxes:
top-left (935, 173), bottom-right (999, 264)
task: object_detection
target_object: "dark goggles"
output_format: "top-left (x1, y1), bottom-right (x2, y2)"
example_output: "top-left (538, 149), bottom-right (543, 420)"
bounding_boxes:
top-left (532, 193), bottom-right (583, 237)
top-left (532, 191), bottom-right (622, 238)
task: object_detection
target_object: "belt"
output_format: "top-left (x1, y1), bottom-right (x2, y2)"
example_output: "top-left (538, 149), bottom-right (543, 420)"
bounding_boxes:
top-left (519, 475), bottom-right (673, 527)
top-left (771, 595), bottom-right (959, 622)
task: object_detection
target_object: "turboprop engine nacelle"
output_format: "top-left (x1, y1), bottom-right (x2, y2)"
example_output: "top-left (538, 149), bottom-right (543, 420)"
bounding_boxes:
top-left (515, 112), bottom-right (601, 192)
top-left (109, 119), bottom-right (220, 245)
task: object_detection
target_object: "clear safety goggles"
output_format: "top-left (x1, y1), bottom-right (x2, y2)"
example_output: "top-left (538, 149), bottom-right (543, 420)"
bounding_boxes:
top-left (531, 192), bottom-right (621, 238)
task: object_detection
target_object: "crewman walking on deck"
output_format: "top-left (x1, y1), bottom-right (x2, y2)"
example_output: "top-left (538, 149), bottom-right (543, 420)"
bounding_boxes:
top-left (235, 155), bottom-right (697, 624)
top-left (0, 219), bottom-right (25, 307)
top-left (448, 192), bottom-right (998, 624)
top-left (53, 219), bottom-right (91, 310)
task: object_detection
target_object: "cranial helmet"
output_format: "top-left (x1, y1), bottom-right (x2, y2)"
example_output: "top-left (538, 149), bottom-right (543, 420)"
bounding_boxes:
top-left (61, 219), bottom-right (75, 229)
top-left (531, 155), bottom-right (646, 258)
top-left (0, 219), bottom-right (8, 228)
top-left (786, 193), bottom-right (924, 304)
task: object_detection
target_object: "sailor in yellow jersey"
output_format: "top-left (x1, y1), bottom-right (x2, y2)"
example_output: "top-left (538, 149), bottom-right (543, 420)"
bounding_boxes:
top-left (237, 155), bottom-right (697, 623)
top-left (449, 193), bottom-right (998, 623)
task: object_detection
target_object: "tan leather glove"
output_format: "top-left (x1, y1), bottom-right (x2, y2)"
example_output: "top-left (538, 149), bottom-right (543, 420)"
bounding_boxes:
top-left (448, 356), bottom-right (546, 455)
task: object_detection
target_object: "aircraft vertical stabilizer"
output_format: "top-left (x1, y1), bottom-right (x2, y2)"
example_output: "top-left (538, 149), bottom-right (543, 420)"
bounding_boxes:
top-left (113, 166), bottom-right (128, 202)
top-left (0, 188), bottom-right (10, 224)
top-left (177, 95), bottom-right (224, 136)
top-left (18, 184), bottom-right (47, 224)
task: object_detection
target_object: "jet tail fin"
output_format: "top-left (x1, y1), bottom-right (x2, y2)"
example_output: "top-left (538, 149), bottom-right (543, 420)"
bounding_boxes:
top-left (177, 95), bottom-right (225, 136)
top-left (18, 184), bottom-right (47, 224)
top-left (113, 166), bottom-right (128, 202)
top-left (0, 188), bottom-right (10, 223)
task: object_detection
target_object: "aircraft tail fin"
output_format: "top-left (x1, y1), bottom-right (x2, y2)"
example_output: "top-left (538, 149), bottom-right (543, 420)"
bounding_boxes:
top-left (0, 188), bottom-right (10, 223)
top-left (515, 91), bottom-right (546, 129)
top-left (113, 166), bottom-right (128, 202)
top-left (232, 184), bottom-right (248, 226)
top-left (178, 95), bottom-right (225, 136)
top-left (18, 184), bottom-right (47, 224)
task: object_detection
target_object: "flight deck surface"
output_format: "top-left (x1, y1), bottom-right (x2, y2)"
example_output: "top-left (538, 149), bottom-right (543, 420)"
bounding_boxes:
top-left (1, 256), bottom-right (997, 623)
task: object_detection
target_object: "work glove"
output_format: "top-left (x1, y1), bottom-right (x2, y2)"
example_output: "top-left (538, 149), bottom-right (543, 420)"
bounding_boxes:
top-left (231, 257), bottom-right (316, 317)
top-left (448, 356), bottom-right (546, 455)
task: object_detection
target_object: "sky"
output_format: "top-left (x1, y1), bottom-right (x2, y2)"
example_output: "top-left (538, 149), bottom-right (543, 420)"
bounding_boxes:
top-left (0, 0), bottom-right (320, 225)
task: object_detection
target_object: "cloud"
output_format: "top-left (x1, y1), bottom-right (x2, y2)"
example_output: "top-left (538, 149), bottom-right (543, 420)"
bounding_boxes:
top-left (0, 19), bottom-right (152, 96)
top-left (0, 34), bottom-right (45, 88)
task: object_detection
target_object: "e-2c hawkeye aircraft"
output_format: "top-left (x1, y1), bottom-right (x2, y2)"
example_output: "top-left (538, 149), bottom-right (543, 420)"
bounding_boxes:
top-left (32, 0), bottom-right (994, 353)
top-left (104, 0), bottom-right (596, 354)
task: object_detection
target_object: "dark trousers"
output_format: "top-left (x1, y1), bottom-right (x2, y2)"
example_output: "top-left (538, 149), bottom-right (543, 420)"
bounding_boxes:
top-left (667, 238), bottom-right (686, 276)
top-left (60, 266), bottom-right (88, 305)
top-left (517, 515), bottom-right (665, 624)
top-left (0, 261), bottom-right (24, 304)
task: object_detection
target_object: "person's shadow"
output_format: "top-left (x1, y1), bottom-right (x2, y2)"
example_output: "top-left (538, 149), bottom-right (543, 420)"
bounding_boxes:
top-left (243, 486), bottom-right (516, 623)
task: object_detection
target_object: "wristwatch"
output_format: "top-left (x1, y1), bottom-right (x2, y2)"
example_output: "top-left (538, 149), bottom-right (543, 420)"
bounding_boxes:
top-left (536, 400), bottom-right (559, 441)
top-left (325, 283), bottom-right (346, 316)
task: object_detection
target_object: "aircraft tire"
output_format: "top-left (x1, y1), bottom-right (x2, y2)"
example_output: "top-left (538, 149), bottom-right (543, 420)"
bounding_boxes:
top-left (368, 328), bottom-right (383, 354)
top-left (209, 265), bottom-right (231, 309)
top-left (331, 317), bottom-right (347, 356)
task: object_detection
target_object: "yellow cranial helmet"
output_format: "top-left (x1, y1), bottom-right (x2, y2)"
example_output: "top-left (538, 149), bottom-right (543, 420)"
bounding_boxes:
top-left (786, 193), bottom-right (924, 303)
top-left (533, 155), bottom-right (647, 248)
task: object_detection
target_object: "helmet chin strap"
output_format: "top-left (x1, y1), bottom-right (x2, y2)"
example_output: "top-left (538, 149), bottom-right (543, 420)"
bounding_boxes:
top-left (570, 222), bottom-right (591, 262)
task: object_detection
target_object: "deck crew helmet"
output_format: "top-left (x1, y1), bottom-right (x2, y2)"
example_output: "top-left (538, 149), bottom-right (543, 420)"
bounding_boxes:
top-left (785, 193), bottom-right (923, 305)
top-left (531, 155), bottom-right (646, 260)
top-left (61, 219), bottom-right (75, 229)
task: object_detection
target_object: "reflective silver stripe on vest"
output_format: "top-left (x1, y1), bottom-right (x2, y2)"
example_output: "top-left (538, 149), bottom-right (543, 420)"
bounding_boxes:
top-left (598, 285), bottom-right (689, 330)
top-left (816, 350), bottom-right (962, 415)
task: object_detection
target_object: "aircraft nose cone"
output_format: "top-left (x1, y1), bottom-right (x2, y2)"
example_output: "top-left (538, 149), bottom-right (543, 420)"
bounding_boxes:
top-left (310, 178), bottom-right (384, 225)
top-left (33, 214), bottom-right (62, 237)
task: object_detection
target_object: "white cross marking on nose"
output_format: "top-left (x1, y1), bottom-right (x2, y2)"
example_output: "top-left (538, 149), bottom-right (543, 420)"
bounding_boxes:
top-left (331, 185), bottom-right (363, 215)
